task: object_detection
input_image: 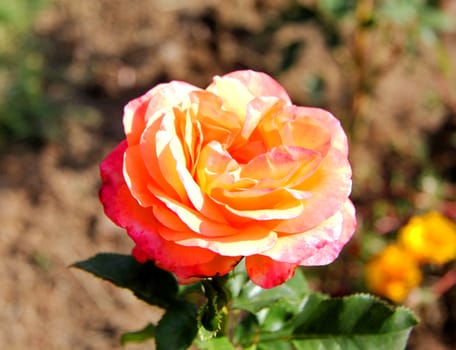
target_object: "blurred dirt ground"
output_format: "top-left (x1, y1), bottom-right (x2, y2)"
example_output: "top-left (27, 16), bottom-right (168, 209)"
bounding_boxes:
top-left (1, 0), bottom-right (456, 349)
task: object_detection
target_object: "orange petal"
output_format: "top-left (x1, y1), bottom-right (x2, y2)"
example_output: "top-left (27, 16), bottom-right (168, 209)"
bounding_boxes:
top-left (123, 81), bottom-right (198, 146)
top-left (245, 255), bottom-right (297, 288)
top-left (188, 254), bottom-right (242, 278)
top-left (173, 255), bottom-right (242, 283)
top-left (190, 91), bottom-right (241, 131)
top-left (123, 145), bottom-right (155, 207)
top-left (213, 187), bottom-right (304, 220)
top-left (241, 145), bottom-right (322, 188)
top-left (196, 141), bottom-right (242, 193)
top-left (189, 91), bottom-right (242, 149)
top-left (240, 96), bottom-right (284, 140)
top-left (278, 108), bottom-right (332, 155)
top-left (152, 203), bottom-right (191, 232)
top-left (154, 113), bottom-right (191, 204)
top-left (275, 147), bottom-right (352, 233)
top-left (151, 186), bottom-right (240, 237)
top-left (140, 116), bottom-right (182, 202)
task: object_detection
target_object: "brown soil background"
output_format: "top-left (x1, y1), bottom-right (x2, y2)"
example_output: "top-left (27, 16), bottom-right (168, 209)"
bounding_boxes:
top-left (1, 1), bottom-right (456, 349)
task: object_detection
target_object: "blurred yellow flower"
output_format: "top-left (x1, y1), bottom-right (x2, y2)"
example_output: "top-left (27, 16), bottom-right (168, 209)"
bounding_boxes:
top-left (399, 212), bottom-right (456, 265)
top-left (366, 245), bottom-right (422, 303)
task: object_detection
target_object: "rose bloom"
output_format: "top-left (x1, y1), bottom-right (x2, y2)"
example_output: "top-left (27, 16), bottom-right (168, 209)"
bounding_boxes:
top-left (100, 70), bottom-right (356, 288)
top-left (366, 245), bottom-right (422, 303)
top-left (399, 211), bottom-right (456, 265)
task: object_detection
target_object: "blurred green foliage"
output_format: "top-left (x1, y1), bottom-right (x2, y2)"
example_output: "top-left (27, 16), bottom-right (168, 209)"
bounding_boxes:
top-left (270, 0), bottom-right (454, 109)
top-left (0, 0), bottom-right (59, 148)
top-left (378, 0), bottom-right (454, 45)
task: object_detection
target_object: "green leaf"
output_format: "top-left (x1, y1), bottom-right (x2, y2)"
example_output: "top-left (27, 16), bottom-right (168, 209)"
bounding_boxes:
top-left (72, 253), bottom-right (178, 308)
top-left (259, 299), bottom-right (297, 332)
top-left (195, 336), bottom-right (236, 350)
top-left (232, 268), bottom-right (309, 313)
top-left (120, 323), bottom-right (155, 345)
top-left (155, 300), bottom-right (198, 350)
top-left (256, 293), bottom-right (418, 350)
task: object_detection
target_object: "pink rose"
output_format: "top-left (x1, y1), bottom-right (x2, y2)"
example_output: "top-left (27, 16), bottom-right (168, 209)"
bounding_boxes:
top-left (100, 70), bottom-right (356, 288)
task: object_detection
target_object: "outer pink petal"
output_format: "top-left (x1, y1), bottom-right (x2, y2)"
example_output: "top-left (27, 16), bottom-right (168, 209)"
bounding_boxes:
top-left (261, 210), bottom-right (344, 264)
top-left (100, 140), bottom-right (134, 227)
top-left (99, 141), bottom-right (225, 276)
top-left (258, 199), bottom-right (356, 265)
top-left (298, 199), bottom-right (356, 265)
top-left (211, 70), bottom-right (292, 104)
top-left (290, 106), bottom-right (348, 157)
top-left (245, 255), bottom-right (297, 288)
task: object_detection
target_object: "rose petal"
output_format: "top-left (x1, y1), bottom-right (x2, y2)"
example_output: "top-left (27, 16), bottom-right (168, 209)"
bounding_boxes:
top-left (154, 117), bottom-right (229, 223)
top-left (278, 107), bottom-right (332, 155)
top-left (245, 255), bottom-right (297, 288)
top-left (212, 70), bottom-right (292, 104)
top-left (206, 77), bottom-right (255, 121)
top-left (100, 140), bottom-right (130, 226)
top-left (188, 90), bottom-right (242, 149)
top-left (197, 141), bottom-right (242, 193)
top-left (151, 186), bottom-right (240, 237)
top-left (241, 97), bottom-right (284, 141)
top-left (174, 225), bottom-right (278, 256)
top-left (140, 116), bottom-right (183, 201)
top-left (214, 187), bottom-right (304, 220)
top-left (174, 254), bottom-right (242, 283)
top-left (200, 144), bottom-right (317, 220)
top-left (190, 91), bottom-right (241, 130)
top-left (260, 210), bottom-right (343, 264)
top-left (241, 145), bottom-right (322, 188)
top-left (290, 106), bottom-right (348, 157)
top-left (123, 81), bottom-right (199, 146)
top-left (123, 145), bottom-right (155, 207)
top-left (274, 147), bottom-right (352, 233)
top-left (259, 200), bottom-right (356, 265)
top-left (154, 112), bottom-right (191, 204)
top-left (298, 200), bottom-right (356, 265)
top-left (100, 142), bottom-right (218, 271)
